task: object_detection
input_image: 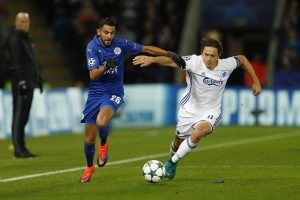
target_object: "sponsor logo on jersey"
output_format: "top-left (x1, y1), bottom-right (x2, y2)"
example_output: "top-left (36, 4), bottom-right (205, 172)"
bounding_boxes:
top-left (104, 66), bottom-right (118, 75)
top-left (114, 47), bottom-right (121, 55)
top-left (203, 77), bottom-right (223, 86)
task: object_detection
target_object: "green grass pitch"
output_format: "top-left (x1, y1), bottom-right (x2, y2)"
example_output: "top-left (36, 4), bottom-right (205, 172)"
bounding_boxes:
top-left (0, 126), bottom-right (300, 200)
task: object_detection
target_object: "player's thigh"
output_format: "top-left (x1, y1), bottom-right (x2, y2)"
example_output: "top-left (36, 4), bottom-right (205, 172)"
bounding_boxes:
top-left (96, 94), bottom-right (124, 126)
top-left (176, 112), bottom-right (221, 138)
top-left (193, 121), bottom-right (212, 138)
top-left (96, 106), bottom-right (114, 127)
top-left (176, 123), bottom-right (194, 139)
top-left (81, 98), bottom-right (101, 125)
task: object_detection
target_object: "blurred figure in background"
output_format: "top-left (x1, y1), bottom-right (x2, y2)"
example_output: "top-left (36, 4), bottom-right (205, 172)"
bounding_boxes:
top-left (0, 1), bottom-right (9, 88)
top-left (0, 35), bottom-right (8, 88)
top-left (244, 52), bottom-right (267, 87)
top-left (8, 12), bottom-right (43, 158)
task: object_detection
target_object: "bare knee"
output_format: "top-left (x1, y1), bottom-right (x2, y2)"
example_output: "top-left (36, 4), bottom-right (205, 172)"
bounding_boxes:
top-left (85, 124), bottom-right (97, 144)
top-left (96, 107), bottom-right (114, 129)
top-left (190, 132), bottom-right (204, 144)
top-left (85, 136), bottom-right (96, 144)
top-left (96, 119), bottom-right (106, 129)
top-left (190, 124), bottom-right (212, 144)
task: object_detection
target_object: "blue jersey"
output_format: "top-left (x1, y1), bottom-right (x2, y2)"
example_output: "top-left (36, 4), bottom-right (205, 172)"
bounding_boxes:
top-left (86, 35), bottom-right (143, 98)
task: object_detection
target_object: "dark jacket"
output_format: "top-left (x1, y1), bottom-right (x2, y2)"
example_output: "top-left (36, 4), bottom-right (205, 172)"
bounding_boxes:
top-left (8, 30), bottom-right (42, 88)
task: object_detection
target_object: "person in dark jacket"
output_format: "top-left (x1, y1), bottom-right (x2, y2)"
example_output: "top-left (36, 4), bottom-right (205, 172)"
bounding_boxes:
top-left (8, 12), bottom-right (43, 158)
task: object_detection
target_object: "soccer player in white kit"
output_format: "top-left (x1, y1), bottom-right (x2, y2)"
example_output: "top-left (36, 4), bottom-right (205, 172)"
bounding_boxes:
top-left (133, 37), bottom-right (262, 180)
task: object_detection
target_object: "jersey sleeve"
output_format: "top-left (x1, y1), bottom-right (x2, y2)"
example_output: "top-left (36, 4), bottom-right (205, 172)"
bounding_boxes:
top-left (123, 39), bottom-right (143, 55)
top-left (182, 54), bottom-right (198, 72)
top-left (221, 56), bottom-right (241, 71)
top-left (86, 44), bottom-right (100, 70)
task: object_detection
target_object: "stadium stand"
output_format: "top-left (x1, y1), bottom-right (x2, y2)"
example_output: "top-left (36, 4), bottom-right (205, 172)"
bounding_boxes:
top-left (1, 0), bottom-right (299, 88)
top-left (31, 0), bottom-right (188, 87)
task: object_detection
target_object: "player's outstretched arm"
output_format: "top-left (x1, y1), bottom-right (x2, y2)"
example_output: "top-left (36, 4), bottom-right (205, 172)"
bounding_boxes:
top-left (133, 55), bottom-right (178, 68)
top-left (142, 46), bottom-right (168, 56)
top-left (237, 55), bottom-right (262, 96)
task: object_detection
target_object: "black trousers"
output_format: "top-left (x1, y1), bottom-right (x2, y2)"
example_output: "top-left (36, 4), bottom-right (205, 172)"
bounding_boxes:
top-left (11, 83), bottom-right (34, 153)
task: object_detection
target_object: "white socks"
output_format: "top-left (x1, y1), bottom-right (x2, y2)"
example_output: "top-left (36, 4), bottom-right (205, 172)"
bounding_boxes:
top-left (171, 137), bottom-right (197, 163)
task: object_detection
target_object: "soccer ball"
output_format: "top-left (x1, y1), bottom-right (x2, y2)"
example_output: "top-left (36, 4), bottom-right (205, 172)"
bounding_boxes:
top-left (142, 160), bottom-right (165, 183)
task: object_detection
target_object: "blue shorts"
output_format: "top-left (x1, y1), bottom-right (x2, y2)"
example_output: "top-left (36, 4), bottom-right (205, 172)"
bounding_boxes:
top-left (81, 94), bottom-right (124, 125)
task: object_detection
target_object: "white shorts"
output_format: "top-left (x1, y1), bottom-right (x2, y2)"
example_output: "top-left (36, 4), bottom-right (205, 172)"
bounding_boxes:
top-left (176, 112), bottom-right (221, 138)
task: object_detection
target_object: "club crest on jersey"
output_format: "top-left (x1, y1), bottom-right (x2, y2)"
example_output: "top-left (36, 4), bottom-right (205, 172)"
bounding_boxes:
top-left (221, 70), bottom-right (228, 78)
top-left (203, 77), bottom-right (223, 86)
top-left (183, 56), bottom-right (191, 61)
top-left (114, 47), bottom-right (121, 55)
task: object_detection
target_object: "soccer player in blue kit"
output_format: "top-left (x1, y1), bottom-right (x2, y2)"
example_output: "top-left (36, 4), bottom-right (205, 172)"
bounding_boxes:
top-left (80, 17), bottom-right (169, 182)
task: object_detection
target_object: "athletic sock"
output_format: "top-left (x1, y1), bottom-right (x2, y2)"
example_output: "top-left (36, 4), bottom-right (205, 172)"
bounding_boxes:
top-left (171, 137), bottom-right (197, 163)
top-left (84, 142), bottom-right (95, 167)
top-left (98, 125), bottom-right (110, 146)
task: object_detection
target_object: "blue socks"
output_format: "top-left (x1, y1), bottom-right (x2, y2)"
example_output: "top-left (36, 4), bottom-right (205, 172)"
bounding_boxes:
top-left (98, 125), bottom-right (110, 145)
top-left (84, 125), bottom-right (109, 167)
top-left (84, 142), bottom-right (95, 167)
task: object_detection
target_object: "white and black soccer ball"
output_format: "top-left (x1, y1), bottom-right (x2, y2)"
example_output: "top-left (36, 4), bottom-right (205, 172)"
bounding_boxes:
top-left (142, 160), bottom-right (165, 183)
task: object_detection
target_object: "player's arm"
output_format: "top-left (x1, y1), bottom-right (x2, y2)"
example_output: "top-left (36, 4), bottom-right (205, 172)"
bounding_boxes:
top-left (237, 55), bottom-right (262, 96)
top-left (133, 55), bottom-right (179, 68)
top-left (141, 45), bottom-right (168, 56)
top-left (89, 59), bottom-right (117, 80)
top-left (141, 46), bottom-right (186, 68)
top-left (89, 67), bottom-right (106, 80)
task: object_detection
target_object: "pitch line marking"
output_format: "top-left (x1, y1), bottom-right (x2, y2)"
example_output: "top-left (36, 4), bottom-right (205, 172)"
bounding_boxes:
top-left (0, 131), bottom-right (299, 183)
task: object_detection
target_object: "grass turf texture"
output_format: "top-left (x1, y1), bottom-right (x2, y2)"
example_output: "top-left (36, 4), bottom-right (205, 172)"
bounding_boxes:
top-left (0, 126), bottom-right (299, 200)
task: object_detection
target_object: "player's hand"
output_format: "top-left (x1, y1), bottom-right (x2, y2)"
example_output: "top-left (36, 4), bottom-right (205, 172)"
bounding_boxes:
top-left (104, 59), bottom-right (117, 71)
top-left (166, 51), bottom-right (186, 69)
top-left (18, 80), bottom-right (28, 95)
top-left (132, 56), bottom-right (153, 67)
top-left (252, 82), bottom-right (261, 96)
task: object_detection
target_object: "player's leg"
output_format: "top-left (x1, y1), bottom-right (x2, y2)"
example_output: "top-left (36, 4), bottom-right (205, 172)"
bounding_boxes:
top-left (96, 106), bottom-right (114, 167)
top-left (172, 121), bottom-right (211, 163)
top-left (165, 121), bottom-right (212, 180)
top-left (169, 134), bottom-right (184, 157)
top-left (80, 124), bottom-right (97, 183)
top-left (84, 124), bottom-right (98, 166)
top-left (165, 125), bottom-right (191, 180)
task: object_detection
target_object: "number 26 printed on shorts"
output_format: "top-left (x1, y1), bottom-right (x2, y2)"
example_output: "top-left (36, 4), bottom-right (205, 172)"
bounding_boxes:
top-left (110, 95), bottom-right (121, 104)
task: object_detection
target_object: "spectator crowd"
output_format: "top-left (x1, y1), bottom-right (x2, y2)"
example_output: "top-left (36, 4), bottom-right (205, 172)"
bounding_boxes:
top-left (33, 0), bottom-right (188, 86)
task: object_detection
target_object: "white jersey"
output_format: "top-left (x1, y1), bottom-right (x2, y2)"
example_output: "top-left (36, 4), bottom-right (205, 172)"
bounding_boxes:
top-left (177, 54), bottom-right (240, 127)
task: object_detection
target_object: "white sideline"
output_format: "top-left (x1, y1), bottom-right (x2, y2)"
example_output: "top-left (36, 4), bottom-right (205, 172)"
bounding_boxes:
top-left (0, 131), bottom-right (299, 183)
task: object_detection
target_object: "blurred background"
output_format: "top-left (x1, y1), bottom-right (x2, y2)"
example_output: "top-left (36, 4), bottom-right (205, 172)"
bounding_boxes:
top-left (0, 0), bottom-right (299, 138)
top-left (1, 0), bottom-right (299, 88)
